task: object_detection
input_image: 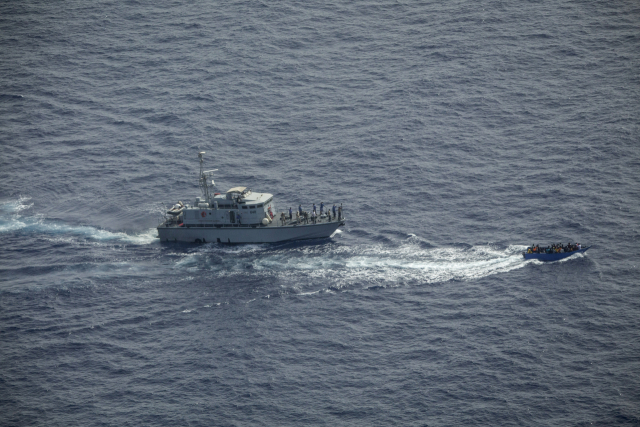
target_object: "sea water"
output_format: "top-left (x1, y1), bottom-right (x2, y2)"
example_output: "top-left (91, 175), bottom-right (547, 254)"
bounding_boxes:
top-left (1, 1), bottom-right (639, 425)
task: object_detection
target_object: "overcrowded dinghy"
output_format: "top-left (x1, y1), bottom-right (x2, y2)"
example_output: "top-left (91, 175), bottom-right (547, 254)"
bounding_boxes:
top-left (523, 243), bottom-right (590, 261)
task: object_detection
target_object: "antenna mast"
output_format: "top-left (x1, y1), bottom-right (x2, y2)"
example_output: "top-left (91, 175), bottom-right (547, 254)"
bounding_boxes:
top-left (198, 152), bottom-right (218, 204)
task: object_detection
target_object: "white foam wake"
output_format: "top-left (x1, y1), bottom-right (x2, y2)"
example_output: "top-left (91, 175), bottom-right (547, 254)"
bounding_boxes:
top-left (173, 238), bottom-right (529, 286)
top-left (0, 196), bottom-right (33, 232)
top-left (0, 196), bottom-right (33, 214)
top-left (0, 197), bottom-right (158, 245)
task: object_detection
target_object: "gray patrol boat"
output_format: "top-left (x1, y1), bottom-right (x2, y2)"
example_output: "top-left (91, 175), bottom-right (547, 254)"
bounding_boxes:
top-left (157, 152), bottom-right (345, 243)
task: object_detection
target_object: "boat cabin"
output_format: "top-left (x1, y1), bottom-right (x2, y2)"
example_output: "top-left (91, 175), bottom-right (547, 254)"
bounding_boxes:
top-left (180, 187), bottom-right (275, 227)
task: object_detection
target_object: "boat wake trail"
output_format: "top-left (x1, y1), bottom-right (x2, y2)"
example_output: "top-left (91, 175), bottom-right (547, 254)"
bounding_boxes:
top-left (1, 197), bottom-right (527, 289)
top-left (173, 235), bottom-right (528, 288)
top-left (0, 197), bottom-right (158, 245)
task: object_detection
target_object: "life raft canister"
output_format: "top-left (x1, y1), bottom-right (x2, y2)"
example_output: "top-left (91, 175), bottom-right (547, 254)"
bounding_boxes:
top-left (201, 211), bottom-right (206, 218)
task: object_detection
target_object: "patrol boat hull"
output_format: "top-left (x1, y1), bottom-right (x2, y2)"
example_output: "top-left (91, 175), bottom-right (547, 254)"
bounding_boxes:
top-left (158, 220), bottom-right (345, 244)
top-left (523, 246), bottom-right (590, 261)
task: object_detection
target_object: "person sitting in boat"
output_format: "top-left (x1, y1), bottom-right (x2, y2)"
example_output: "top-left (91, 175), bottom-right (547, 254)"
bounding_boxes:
top-left (577, 243), bottom-right (581, 250)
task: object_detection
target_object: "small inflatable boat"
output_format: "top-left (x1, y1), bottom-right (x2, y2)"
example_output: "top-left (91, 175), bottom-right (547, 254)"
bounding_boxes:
top-left (523, 246), bottom-right (590, 261)
top-left (167, 202), bottom-right (184, 216)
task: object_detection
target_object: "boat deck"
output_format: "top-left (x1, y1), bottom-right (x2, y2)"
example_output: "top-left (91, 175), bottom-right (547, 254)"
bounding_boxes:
top-left (266, 214), bottom-right (341, 228)
top-left (160, 214), bottom-right (343, 229)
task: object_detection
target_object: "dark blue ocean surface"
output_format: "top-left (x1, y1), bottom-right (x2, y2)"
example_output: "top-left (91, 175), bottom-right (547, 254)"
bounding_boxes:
top-left (1, 0), bottom-right (639, 425)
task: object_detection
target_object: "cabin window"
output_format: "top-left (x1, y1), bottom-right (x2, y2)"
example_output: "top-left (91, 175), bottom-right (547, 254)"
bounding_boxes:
top-left (257, 204), bottom-right (263, 208)
top-left (242, 206), bottom-right (248, 209)
top-left (249, 205), bottom-right (256, 209)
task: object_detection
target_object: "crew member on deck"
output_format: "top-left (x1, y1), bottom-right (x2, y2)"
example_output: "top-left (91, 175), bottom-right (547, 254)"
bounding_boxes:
top-left (289, 207), bottom-right (292, 220)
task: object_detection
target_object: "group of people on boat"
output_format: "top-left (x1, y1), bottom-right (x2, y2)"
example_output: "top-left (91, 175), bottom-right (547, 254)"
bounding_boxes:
top-left (284, 203), bottom-right (343, 225)
top-left (527, 242), bottom-right (582, 254)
